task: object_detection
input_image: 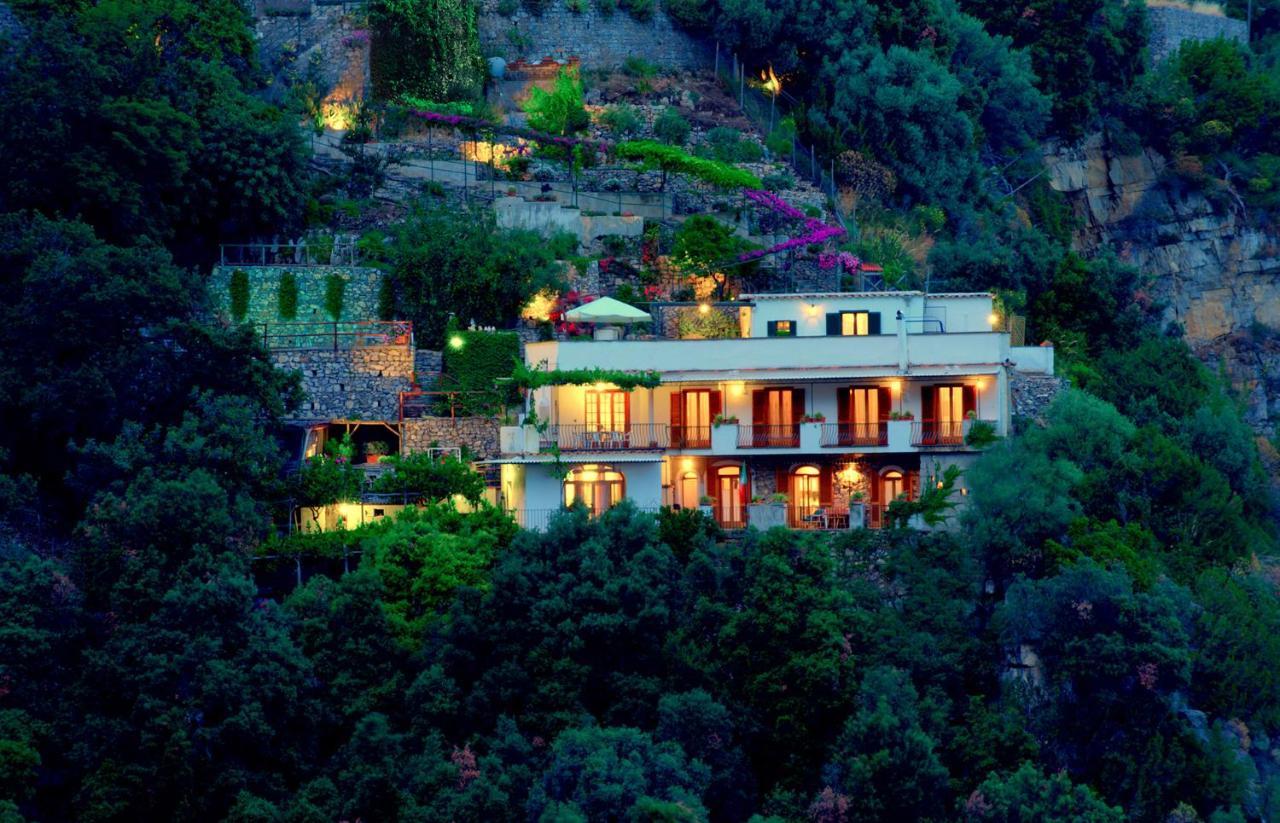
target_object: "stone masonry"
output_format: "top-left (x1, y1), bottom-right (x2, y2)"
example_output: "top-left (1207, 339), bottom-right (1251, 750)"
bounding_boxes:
top-left (402, 416), bottom-right (502, 459)
top-left (208, 266), bottom-right (386, 325)
top-left (478, 0), bottom-right (710, 69)
top-left (1147, 6), bottom-right (1247, 63)
top-left (273, 347), bottom-right (414, 421)
top-left (1010, 370), bottom-right (1067, 425)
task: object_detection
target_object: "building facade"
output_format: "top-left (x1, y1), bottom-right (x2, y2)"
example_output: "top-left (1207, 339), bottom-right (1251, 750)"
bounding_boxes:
top-left (492, 291), bottom-right (1055, 530)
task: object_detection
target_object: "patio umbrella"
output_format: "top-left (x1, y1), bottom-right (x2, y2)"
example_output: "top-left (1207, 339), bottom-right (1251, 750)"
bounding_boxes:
top-left (563, 297), bottom-right (652, 325)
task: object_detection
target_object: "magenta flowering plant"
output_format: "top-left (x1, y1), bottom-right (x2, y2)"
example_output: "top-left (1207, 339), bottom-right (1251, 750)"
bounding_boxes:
top-left (743, 188), bottom-right (806, 220)
top-left (818, 251), bottom-right (862, 272)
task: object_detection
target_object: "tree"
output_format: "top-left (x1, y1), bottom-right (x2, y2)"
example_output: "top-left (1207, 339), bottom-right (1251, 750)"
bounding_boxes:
top-left (819, 667), bottom-right (951, 823)
top-left (527, 726), bottom-right (710, 820)
top-left (964, 762), bottom-right (1123, 822)
top-left (521, 68), bottom-right (589, 136)
top-left (671, 215), bottom-right (755, 298)
top-left (371, 452), bottom-right (487, 502)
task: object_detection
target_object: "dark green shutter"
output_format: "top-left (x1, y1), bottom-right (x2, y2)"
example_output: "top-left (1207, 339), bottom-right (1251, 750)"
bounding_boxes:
top-left (767, 320), bottom-right (778, 337)
top-left (826, 313), bottom-right (841, 335)
top-left (868, 312), bottom-right (882, 334)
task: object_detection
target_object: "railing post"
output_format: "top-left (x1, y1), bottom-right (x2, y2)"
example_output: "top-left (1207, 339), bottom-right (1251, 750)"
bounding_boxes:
top-left (332, 321), bottom-right (338, 352)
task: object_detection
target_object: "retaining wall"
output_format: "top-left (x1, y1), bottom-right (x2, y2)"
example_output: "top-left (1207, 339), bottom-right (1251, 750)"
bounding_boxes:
top-left (402, 416), bottom-right (501, 459)
top-left (1147, 7), bottom-right (1247, 63)
top-left (208, 266), bottom-right (385, 324)
top-left (273, 347), bottom-right (413, 421)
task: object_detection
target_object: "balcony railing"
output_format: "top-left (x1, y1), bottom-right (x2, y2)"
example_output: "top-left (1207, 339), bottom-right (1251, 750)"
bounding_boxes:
top-left (670, 425), bottom-right (712, 449)
top-left (820, 422), bottom-right (888, 447)
top-left (507, 505), bottom-right (662, 531)
top-left (257, 320), bottom-right (412, 351)
top-left (737, 424), bottom-right (800, 448)
top-left (543, 423), bottom-right (670, 451)
top-left (910, 421), bottom-right (966, 447)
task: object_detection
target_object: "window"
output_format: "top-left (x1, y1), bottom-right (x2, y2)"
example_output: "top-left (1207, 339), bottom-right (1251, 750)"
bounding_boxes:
top-left (848, 387), bottom-right (880, 425)
top-left (936, 385), bottom-right (965, 423)
top-left (766, 389), bottom-right (793, 426)
top-left (715, 465), bottom-right (743, 526)
top-left (827, 311), bottom-right (881, 336)
top-left (564, 464), bottom-right (625, 513)
top-left (767, 320), bottom-right (795, 337)
top-left (680, 470), bottom-right (700, 509)
top-left (882, 469), bottom-right (904, 502)
top-left (585, 390), bottom-right (627, 432)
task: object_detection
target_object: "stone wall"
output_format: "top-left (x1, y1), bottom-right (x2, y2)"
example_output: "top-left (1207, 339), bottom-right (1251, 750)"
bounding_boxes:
top-left (1147, 6), bottom-right (1247, 63)
top-left (253, 2), bottom-right (369, 106)
top-left (1043, 133), bottom-right (1280, 435)
top-left (478, 0), bottom-right (710, 69)
top-left (1010, 370), bottom-right (1067, 424)
top-left (402, 416), bottom-right (501, 459)
top-left (273, 347), bottom-right (413, 421)
top-left (494, 196), bottom-right (644, 246)
top-left (208, 266), bottom-right (385, 324)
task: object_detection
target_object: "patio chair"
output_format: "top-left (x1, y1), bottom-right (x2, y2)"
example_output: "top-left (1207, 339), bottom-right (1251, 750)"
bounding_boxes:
top-left (801, 507), bottom-right (828, 529)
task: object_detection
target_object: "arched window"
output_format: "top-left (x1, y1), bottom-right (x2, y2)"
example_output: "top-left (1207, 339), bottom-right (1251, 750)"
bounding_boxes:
top-left (882, 469), bottom-right (905, 502)
top-left (564, 464), bottom-right (625, 513)
top-left (792, 465), bottom-right (821, 517)
top-left (715, 465), bottom-right (743, 526)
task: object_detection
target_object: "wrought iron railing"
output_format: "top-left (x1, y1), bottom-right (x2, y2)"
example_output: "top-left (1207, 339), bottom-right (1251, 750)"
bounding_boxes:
top-left (820, 422), bottom-right (888, 447)
top-left (257, 320), bottom-right (412, 351)
top-left (542, 424), bottom-right (670, 451)
top-left (670, 425), bottom-right (712, 449)
top-left (220, 240), bottom-right (359, 267)
top-left (910, 421), bottom-right (966, 446)
top-left (737, 424), bottom-right (800, 448)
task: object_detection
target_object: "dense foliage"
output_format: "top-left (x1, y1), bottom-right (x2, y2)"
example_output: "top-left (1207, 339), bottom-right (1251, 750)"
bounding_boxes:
top-left (2, 2), bottom-right (1279, 823)
top-left (369, 0), bottom-right (487, 103)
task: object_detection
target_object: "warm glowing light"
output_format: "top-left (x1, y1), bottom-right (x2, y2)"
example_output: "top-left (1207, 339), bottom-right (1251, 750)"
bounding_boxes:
top-left (761, 65), bottom-right (782, 95)
top-left (521, 291), bottom-right (558, 322)
top-left (729, 381), bottom-right (745, 397)
top-left (836, 464), bottom-right (861, 487)
top-left (988, 313), bottom-right (1000, 328)
top-left (682, 458), bottom-right (694, 471)
top-left (461, 139), bottom-right (525, 164)
top-left (805, 303), bottom-right (819, 316)
top-left (889, 380), bottom-right (902, 394)
top-left (937, 481), bottom-right (945, 489)
top-left (448, 334), bottom-right (465, 350)
top-left (698, 303), bottom-right (711, 315)
top-left (975, 378), bottom-right (987, 391)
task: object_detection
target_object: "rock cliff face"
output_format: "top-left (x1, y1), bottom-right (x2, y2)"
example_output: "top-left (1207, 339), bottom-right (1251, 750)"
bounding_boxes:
top-left (1044, 134), bottom-right (1280, 438)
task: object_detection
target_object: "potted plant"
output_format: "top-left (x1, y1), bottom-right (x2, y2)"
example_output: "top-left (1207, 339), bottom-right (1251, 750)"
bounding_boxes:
top-left (748, 492), bottom-right (788, 530)
top-left (799, 412), bottom-right (826, 423)
top-left (847, 490), bottom-right (867, 529)
top-left (363, 441), bottom-right (392, 463)
top-left (698, 494), bottom-right (715, 517)
top-left (712, 413), bottom-right (739, 427)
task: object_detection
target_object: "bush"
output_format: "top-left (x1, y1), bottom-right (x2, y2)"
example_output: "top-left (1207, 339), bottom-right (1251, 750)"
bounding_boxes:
top-left (324, 274), bottom-right (346, 320)
top-left (620, 0), bottom-right (654, 20)
top-left (622, 56), bottom-right (659, 78)
top-left (369, 0), bottom-right (486, 102)
top-left (654, 107), bottom-right (691, 146)
top-left (229, 269), bottom-right (250, 322)
top-left (675, 307), bottom-right (738, 339)
top-left (703, 127), bottom-right (763, 162)
top-left (762, 171), bottom-right (795, 191)
top-left (521, 68), bottom-right (589, 136)
top-left (664, 0), bottom-right (711, 28)
top-left (372, 452), bottom-right (486, 502)
top-left (766, 116), bottom-right (797, 156)
top-left (277, 271), bottom-right (298, 320)
top-left (599, 104), bottom-right (642, 137)
top-left (594, 0), bottom-right (616, 15)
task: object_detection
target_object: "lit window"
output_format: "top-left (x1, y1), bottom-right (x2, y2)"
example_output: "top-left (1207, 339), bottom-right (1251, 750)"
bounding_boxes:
top-left (769, 320), bottom-right (795, 337)
top-left (564, 464), bottom-right (626, 513)
top-left (841, 311), bottom-right (869, 336)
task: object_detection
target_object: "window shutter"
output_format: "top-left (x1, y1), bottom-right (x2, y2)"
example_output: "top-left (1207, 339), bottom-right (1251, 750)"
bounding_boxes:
top-left (791, 389), bottom-right (806, 422)
top-left (710, 390), bottom-right (723, 419)
top-left (752, 389), bottom-right (767, 425)
top-left (963, 385), bottom-right (977, 418)
top-left (775, 467), bottom-right (788, 499)
top-left (920, 385), bottom-right (935, 421)
top-left (826, 313), bottom-right (841, 335)
top-left (877, 386), bottom-right (892, 420)
top-left (869, 471), bottom-right (881, 503)
top-left (819, 466), bottom-right (833, 504)
top-left (767, 320), bottom-right (778, 337)
top-left (622, 392), bottom-right (631, 428)
top-left (837, 388), bottom-right (850, 423)
top-left (868, 312), bottom-right (882, 335)
top-left (670, 391), bottom-right (682, 428)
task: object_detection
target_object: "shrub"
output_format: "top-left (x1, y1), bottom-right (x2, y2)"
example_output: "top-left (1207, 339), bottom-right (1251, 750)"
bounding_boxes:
top-left (622, 56), bottom-right (659, 78)
top-left (762, 171), bottom-right (794, 191)
top-left (324, 274), bottom-right (346, 320)
top-left (229, 269), bottom-right (250, 322)
top-left (369, 0), bottom-right (486, 101)
top-left (521, 68), bottom-right (589, 136)
top-left (599, 104), bottom-right (642, 137)
top-left (277, 271), bottom-right (298, 320)
top-left (620, 0), bottom-right (653, 20)
top-left (766, 116), bottom-right (796, 156)
top-left (653, 107), bottom-right (691, 146)
top-left (664, 0), bottom-right (711, 28)
top-left (703, 127), bottom-right (762, 162)
top-left (675, 307), bottom-right (738, 339)
top-left (594, 0), bottom-right (616, 15)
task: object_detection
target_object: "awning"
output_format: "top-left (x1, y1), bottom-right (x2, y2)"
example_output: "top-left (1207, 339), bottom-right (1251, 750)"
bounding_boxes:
top-left (563, 297), bottom-right (652, 324)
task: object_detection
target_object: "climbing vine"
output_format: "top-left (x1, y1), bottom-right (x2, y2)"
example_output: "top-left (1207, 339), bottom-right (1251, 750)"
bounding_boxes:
top-left (278, 271), bottom-right (298, 320)
top-left (229, 269), bottom-right (249, 322)
top-left (324, 274), bottom-right (346, 320)
top-left (369, 0), bottom-right (486, 102)
top-left (513, 361), bottom-right (662, 391)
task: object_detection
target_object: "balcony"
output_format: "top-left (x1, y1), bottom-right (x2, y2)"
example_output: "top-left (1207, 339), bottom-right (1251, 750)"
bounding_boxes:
top-left (670, 425), bottom-right (713, 449)
top-left (738, 424), bottom-right (800, 448)
top-left (542, 423), bottom-right (670, 451)
top-left (909, 420), bottom-right (992, 447)
top-left (820, 422), bottom-right (888, 447)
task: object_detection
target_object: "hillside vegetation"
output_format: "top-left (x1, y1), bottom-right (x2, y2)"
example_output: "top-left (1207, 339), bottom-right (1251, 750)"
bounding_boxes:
top-left (0, 1), bottom-right (1277, 822)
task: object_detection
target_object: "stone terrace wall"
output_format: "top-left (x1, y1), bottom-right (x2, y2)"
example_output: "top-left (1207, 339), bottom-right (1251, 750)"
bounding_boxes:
top-left (1010, 370), bottom-right (1067, 424)
top-left (273, 347), bottom-right (413, 421)
top-left (478, 0), bottom-right (710, 69)
top-left (208, 266), bottom-right (385, 324)
top-left (253, 2), bottom-right (370, 103)
top-left (1147, 7), bottom-right (1247, 63)
top-left (402, 416), bottom-right (501, 459)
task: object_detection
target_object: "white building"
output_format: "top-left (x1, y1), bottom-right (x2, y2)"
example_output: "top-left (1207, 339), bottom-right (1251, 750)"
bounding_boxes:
top-left (491, 291), bottom-right (1054, 530)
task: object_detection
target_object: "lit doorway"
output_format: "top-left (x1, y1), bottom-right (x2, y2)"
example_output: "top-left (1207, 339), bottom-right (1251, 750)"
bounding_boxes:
top-left (716, 465), bottom-right (742, 527)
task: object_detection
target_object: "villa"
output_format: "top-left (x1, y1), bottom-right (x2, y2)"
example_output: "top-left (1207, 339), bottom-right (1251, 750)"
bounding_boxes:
top-left (491, 291), bottom-right (1055, 530)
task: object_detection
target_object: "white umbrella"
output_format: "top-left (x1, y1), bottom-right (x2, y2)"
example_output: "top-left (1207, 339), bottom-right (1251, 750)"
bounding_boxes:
top-left (563, 297), bottom-right (652, 324)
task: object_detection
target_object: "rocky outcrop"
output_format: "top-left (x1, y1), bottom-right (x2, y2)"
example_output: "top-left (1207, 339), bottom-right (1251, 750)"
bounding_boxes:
top-left (1044, 134), bottom-right (1280, 436)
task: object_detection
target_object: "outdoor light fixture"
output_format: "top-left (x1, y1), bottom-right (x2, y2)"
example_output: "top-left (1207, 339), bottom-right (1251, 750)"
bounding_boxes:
top-left (805, 303), bottom-right (819, 316)
top-left (729, 381), bottom-right (745, 397)
top-left (988, 313), bottom-right (1000, 328)
top-left (698, 303), bottom-right (711, 315)
top-left (448, 334), bottom-right (465, 350)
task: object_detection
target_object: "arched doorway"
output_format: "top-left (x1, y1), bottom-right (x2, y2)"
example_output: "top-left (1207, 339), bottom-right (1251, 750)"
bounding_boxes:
top-left (791, 465), bottom-right (821, 525)
top-left (882, 469), bottom-right (905, 502)
top-left (715, 465), bottom-right (743, 527)
top-left (564, 464), bottom-right (625, 514)
top-left (679, 470), bottom-right (700, 510)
